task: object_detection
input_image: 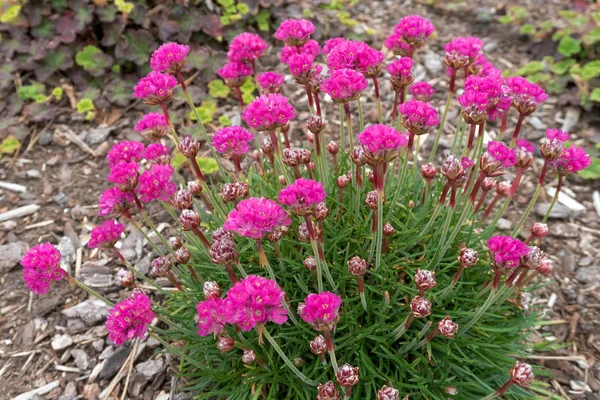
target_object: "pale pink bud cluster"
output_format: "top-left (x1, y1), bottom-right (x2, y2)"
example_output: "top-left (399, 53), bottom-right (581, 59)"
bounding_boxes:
top-left (410, 82), bottom-right (435, 102)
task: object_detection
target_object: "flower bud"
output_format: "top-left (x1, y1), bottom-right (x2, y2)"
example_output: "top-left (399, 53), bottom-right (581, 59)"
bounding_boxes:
top-left (293, 357), bottom-right (304, 367)
top-left (365, 191), bottom-right (379, 210)
top-left (175, 246), bottom-right (191, 264)
top-left (178, 136), bottom-right (201, 159)
top-left (116, 269), bottom-right (135, 288)
top-left (308, 115), bottom-right (326, 134)
top-left (441, 155), bottom-right (465, 181)
top-left (317, 381), bottom-right (341, 400)
top-left (179, 209), bottom-right (201, 231)
top-left (216, 337), bottom-right (235, 353)
top-left (510, 361), bottom-right (534, 387)
top-left (538, 259), bottom-right (553, 275)
top-left (437, 316), bottom-right (458, 338)
top-left (350, 147), bottom-right (366, 166)
top-left (540, 139), bottom-right (563, 161)
top-left (383, 222), bottom-right (395, 236)
top-left (252, 150), bottom-right (260, 161)
top-left (458, 248), bottom-right (479, 267)
top-left (234, 181), bottom-right (249, 198)
top-left (150, 256), bottom-right (172, 277)
top-left (496, 181), bottom-right (511, 197)
top-left (337, 175), bottom-right (351, 189)
top-left (187, 180), bottom-right (202, 195)
top-left (481, 177), bottom-right (496, 192)
top-left (283, 148), bottom-right (302, 167)
top-left (168, 236), bottom-right (183, 250)
top-left (522, 246), bottom-right (544, 269)
top-left (420, 163), bottom-right (437, 181)
top-left (347, 256), bottom-right (367, 276)
top-left (203, 281), bottom-right (221, 298)
top-left (367, 170), bottom-right (375, 185)
top-left (212, 227), bottom-right (233, 242)
top-left (414, 269), bottom-right (436, 292)
top-left (310, 335), bottom-right (327, 355)
top-left (531, 222), bottom-right (549, 238)
top-left (266, 225), bottom-right (288, 243)
top-left (309, 161), bottom-right (316, 171)
top-left (210, 235), bottom-right (238, 266)
top-left (172, 189), bottom-right (193, 210)
top-left (515, 148), bottom-right (534, 170)
top-left (261, 138), bottom-right (275, 155)
top-left (408, 200), bottom-right (415, 208)
top-left (242, 349), bottom-right (256, 364)
top-left (306, 131), bottom-right (314, 143)
top-left (327, 141), bottom-right (339, 155)
top-left (278, 175), bottom-right (287, 185)
top-left (300, 149), bottom-right (312, 164)
top-left (377, 385), bottom-right (399, 400)
top-left (314, 202), bottom-right (329, 221)
top-left (336, 364), bottom-right (359, 388)
top-left (410, 296), bottom-right (431, 318)
top-left (220, 183), bottom-right (238, 202)
top-left (303, 256), bottom-right (317, 271)
top-left (479, 152), bottom-right (504, 177)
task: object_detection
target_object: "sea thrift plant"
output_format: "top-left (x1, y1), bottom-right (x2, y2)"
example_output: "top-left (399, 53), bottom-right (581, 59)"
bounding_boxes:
top-left (22, 15), bottom-right (593, 400)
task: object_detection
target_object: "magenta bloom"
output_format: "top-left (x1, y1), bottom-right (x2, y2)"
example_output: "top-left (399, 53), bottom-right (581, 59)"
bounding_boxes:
top-left (461, 157), bottom-right (474, 169)
top-left (218, 61), bottom-right (253, 87)
top-left (280, 40), bottom-right (321, 64)
top-left (228, 32), bottom-right (268, 63)
top-left (321, 68), bottom-right (368, 103)
top-left (323, 37), bottom-right (346, 54)
top-left (150, 42), bottom-right (190, 73)
top-left (287, 53), bottom-right (316, 81)
top-left (106, 293), bottom-right (154, 346)
top-left (224, 197), bottom-right (291, 239)
top-left (469, 54), bottom-right (501, 77)
top-left (212, 126), bottom-right (254, 157)
top-left (257, 72), bottom-right (285, 94)
top-left (516, 139), bottom-right (536, 153)
top-left (107, 141), bottom-right (145, 168)
top-left (278, 178), bottom-right (327, 215)
top-left (410, 82), bottom-right (435, 102)
top-left (399, 99), bottom-right (439, 135)
top-left (387, 57), bottom-right (414, 91)
top-left (358, 124), bottom-right (407, 158)
top-left (107, 162), bottom-right (139, 191)
top-left (299, 292), bottom-right (342, 332)
top-left (505, 77), bottom-right (548, 116)
top-left (242, 94), bottom-right (295, 131)
top-left (487, 141), bottom-right (517, 168)
top-left (327, 40), bottom-right (384, 76)
top-left (274, 18), bottom-right (315, 46)
top-left (98, 187), bottom-right (134, 217)
top-left (196, 298), bottom-right (228, 337)
top-left (394, 15), bottom-right (435, 47)
top-left (144, 143), bottom-right (170, 163)
top-left (224, 275), bottom-right (288, 331)
top-left (552, 147), bottom-right (591, 175)
top-left (138, 164), bottom-right (177, 203)
top-left (134, 113), bottom-right (167, 134)
top-left (384, 32), bottom-right (412, 56)
top-left (546, 129), bottom-right (569, 142)
top-left (487, 236), bottom-right (530, 269)
top-left (458, 90), bottom-right (489, 125)
top-left (133, 71), bottom-right (178, 105)
top-left (465, 75), bottom-right (504, 105)
top-left (21, 243), bottom-right (65, 295)
top-left (443, 37), bottom-right (484, 69)
top-left (88, 219), bottom-right (125, 249)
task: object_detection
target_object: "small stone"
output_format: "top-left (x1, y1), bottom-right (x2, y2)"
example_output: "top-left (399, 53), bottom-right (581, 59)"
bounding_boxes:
top-left (67, 319), bottom-right (87, 334)
top-left (58, 236), bottom-right (76, 273)
top-left (82, 383), bottom-right (101, 400)
top-left (527, 116), bottom-right (547, 130)
top-left (155, 391), bottom-right (170, 400)
top-left (65, 380), bottom-right (78, 396)
top-left (38, 130), bottom-right (53, 146)
top-left (421, 52), bottom-right (443, 75)
top-left (26, 169), bottom-right (42, 179)
top-left (0, 241), bottom-right (28, 274)
top-left (534, 203), bottom-right (575, 220)
top-left (128, 373), bottom-right (149, 397)
top-left (92, 339), bottom-right (104, 353)
top-left (0, 220), bottom-right (17, 231)
top-left (496, 218), bottom-right (512, 230)
top-left (560, 107), bottom-right (580, 133)
top-left (81, 124), bottom-right (116, 145)
top-left (53, 192), bottom-right (68, 205)
top-left (569, 380), bottom-right (591, 392)
top-left (99, 345), bottom-right (114, 360)
top-left (62, 299), bottom-right (111, 326)
top-left (135, 358), bottom-right (164, 380)
top-left (99, 347), bottom-right (130, 380)
top-left (574, 266), bottom-right (600, 284)
top-left (52, 334), bottom-right (73, 351)
top-left (71, 349), bottom-right (90, 370)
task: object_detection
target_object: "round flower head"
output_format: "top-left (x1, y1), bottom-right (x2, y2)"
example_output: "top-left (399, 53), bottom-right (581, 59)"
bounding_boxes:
top-left (540, 138), bottom-right (564, 162)
top-left (510, 361), bottom-right (534, 387)
top-left (321, 68), bottom-right (368, 103)
top-left (310, 335), bottom-right (327, 355)
top-left (458, 90), bottom-right (489, 125)
top-left (394, 15), bottom-right (435, 48)
top-left (443, 37), bottom-right (484, 69)
top-left (107, 141), bottom-right (145, 168)
top-left (552, 146), bottom-right (591, 175)
top-left (280, 39), bottom-right (321, 64)
top-left (531, 222), bottom-right (549, 238)
top-left (107, 162), bottom-right (139, 192)
top-left (487, 236), bottom-right (530, 269)
top-left (218, 61), bottom-right (253, 88)
top-left (505, 76), bottom-right (548, 116)
top-left (378, 385), bottom-right (399, 400)
top-left (546, 128), bottom-right (569, 142)
top-left (150, 42), bottom-right (190, 74)
top-left (224, 197), bottom-right (291, 239)
top-left (134, 113), bottom-right (168, 140)
top-left (106, 292), bottom-right (154, 346)
top-left (437, 316), bottom-right (458, 338)
top-left (387, 57), bottom-right (415, 91)
top-left (414, 269), bottom-right (436, 292)
top-left (144, 143), bottom-right (170, 164)
top-left (242, 94), bottom-right (295, 131)
top-left (224, 275), bottom-right (288, 331)
top-left (212, 126), bottom-right (254, 157)
top-left (410, 295), bottom-right (431, 318)
top-left (323, 37), bottom-right (346, 54)
top-left (441, 155), bottom-right (466, 181)
top-left (228, 32), bottom-right (268, 64)
top-left (299, 291), bottom-right (342, 332)
top-left (274, 18), bottom-right (315, 46)
top-left (278, 178), bottom-right (327, 215)
top-left (88, 219), bottom-right (125, 250)
top-left (196, 298), bottom-right (228, 337)
top-left (327, 40), bottom-right (384, 77)
top-left (465, 75), bottom-right (504, 108)
top-left (399, 99), bottom-right (439, 135)
top-left (516, 139), bottom-right (536, 153)
top-left (133, 71), bottom-right (178, 105)
top-left (138, 164), bottom-right (177, 203)
top-left (98, 187), bottom-right (135, 217)
top-left (487, 141), bottom-right (517, 168)
top-left (257, 71), bottom-right (285, 94)
top-left (384, 32), bottom-right (412, 56)
top-left (317, 381), bottom-right (342, 400)
top-left (458, 247), bottom-right (479, 267)
top-left (357, 124), bottom-right (407, 165)
top-left (410, 82), bottom-right (435, 102)
top-left (336, 363), bottom-right (359, 388)
top-left (287, 53), bottom-right (316, 83)
top-left (21, 243), bottom-right (65, 295)
top-left (469, 54), bottom-right (502, 77)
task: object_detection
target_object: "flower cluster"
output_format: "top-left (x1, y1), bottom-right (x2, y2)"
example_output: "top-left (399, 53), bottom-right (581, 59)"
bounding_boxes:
top-left (107, 140), bottom-right (145, 168)
top-left (106, 293), bottom-right (154, 346)
top-left (138, 164), bottom-right (177, 203)
top-left (278, 178), bottom-right (327, 215)
top-left (394, 15), bottom-right (435, 48)
top-left (227, 32), bottom-right (268, 64)
top-left (257, 72), bottom-right (285, 94)
top-left (410, 82), bottom-right (435, 102)
top-left (21, 243), bottom-right (65, 294)
top-left (133, 71), bottom-right (178, 105)
top-left (274, 18), bottom-right (315, 46)
top-left (327, 40), bottom-right (384, 76)
top-left (218, 62), bottom-right (254, 87)
top-left (299, 292), bottom-right (342, 332)
top-left (88, 219), bottom-right (125, 250)
top-left (98, 187), bottom-right (134, 217)
top-left (242, 94), bottom-right (296, 131)
top-left (150, 42), bottom-right (190, 74)
top-left (487, 236), bottom-right (530, 269)
top-left (358, 124), bottom-right (407, 164)
top-left (212, 126), bottom-right (254, 157)
top-left (134, 113), bottom-right (168, 139)
top-left (224, 197), bottom-right (291, 239)
top-left (321, 68), bottom-right (368, 103)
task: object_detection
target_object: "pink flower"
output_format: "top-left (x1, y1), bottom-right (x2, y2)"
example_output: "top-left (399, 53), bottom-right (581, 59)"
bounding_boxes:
top-left (394, 15), bottom-right (435, 47)
top-left (242, 94), bottom-right (295, 131)
top-left (196, 298), bottom-right (228, 337)
top-left (21, 243), bottom-right (65, 294)
top-left (218, 61), bottom-right (253, 87)
top-left (280, 40), bottom-right (321, 64)
top-left (487, 236), bottom-right (529, 269)
top-left (469, 54), bottom-right (501, 77)
top-left (410, 82), bottom-right (435, 102)
top-left (212, 126), bottom-right (254, 157)
top-left (133, 71), bottom-right (178, 105)
top-left (274, 18), bottom-right (315, 46)
top-left (224, 197), bottom-right (291, 239)
top-left (228, 32), bottom-right (268, 63)
top-left (88, 219), bottom-right (125, 249)
top-left (134, 113), bottom-right (167, 137)
top-left (98, 187), bottom-right (134, 217)
top-left (107, 141), bottom-right (145, 168)
top-left (278, 178), bottom-right (327, 215)
top-left (387, 57), bottom-right (414, 91)
top-left (443, 37), bottom-right (484, 69)
top-left (465, 75), bottom-right (503, 105)
top-left (399, 100), bottom-right (439, 135)
top-left (321, 68), bottom-right (368, 103)
top-left (299, 292), bottom-right (342, 331)
top-left (257, 72), bottom-right (285, 94)
top-left (327, 40), bottom-right (384, 76)
top-left (384, 32), bottom-right (412, 56)
top-left (546, 129), bottom-right (569, 142)
top-left (461, 157), bottom-right (474, 169)
top-left (224, 275), bottom-right (288, 331)
top-left (150, 42), bottom-right (190, 74)
top-left (358, 124), bottom-right (407, 164)
top-left (323, 37), bottom-right (346, 54)
top-left (505, 77), bottom-right (548, 115)
top-left (106, 293), bottom-right (154, 346)
top-left (458, 90), bottom-right (489, 125)
top-left (138, 164), bottom-right (177, 203)
top-left (552, 146), bottom-right (591, 175)
top-left (487, 141), bottom-right (517, 168)
top-left (144, 143), bottom-right (170, 163)
top-left (287, 53), bottom-right (316, 82)
top-left (107, 162), bottom-right (139, 191)
top-left (516, 139), bottom-right (536, 153)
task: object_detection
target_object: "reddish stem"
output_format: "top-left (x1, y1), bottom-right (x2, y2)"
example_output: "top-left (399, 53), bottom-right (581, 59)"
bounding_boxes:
top-left (323, 330), bottom-right (335, 351)
top-left (404, 313), bottom-right (415, 330)
top-left (132, 192), bottom-right (144, 212)
top-left (439, 181), bottom-right (451, 206)
top-left (192, 226), bottom-right (211, 249)
top-left (235, 87), bottom-right (245, 109)
top-left (475, 189), bottom-right (489, 212)
top-left (452, 264), bottom-right (465, 285)
top-left (167, 272), bottom-right (184, 291)
top-left (185, 264), bottom-right (200, 281)
top-left (449, 182), bottom-right (458, 208)
top-left (509, 169), bottom-right (523, 198)
top-left (269, 130), bottom-right (278, 152)
top-left (314, 92), bottom-right (322, 117)
top-left (224, 264), bottom-right (238, 284)
top-left (160, 102), bottom-right (174, 133)
top-left (407, 131), bottom-right (415, 154)
top-left (305, 84), bottom-right (314, 110)
top-left (467, 123), bottom-right (477, 151)
top-left (425, 326), bottom-right (439, 343)
top-left (538, 160), bottom-right (549, 186)
top-left (176, 71), bottom-right (187, 92)
top-left (500, 108), bottom-right (509, 135)
top-left (469, 173), bottom-right (485, 204)
top-left (463, 167), bottom-right (474, 194)
top-left (372, 76), bottom-right (380, 100)
top-left (483, 194), bottom-right (500, 218)
top-left (494, 380), bottom-right (514, 398)
top-left (188, 158), bottom-right (206, 182)
top-left (449, 69), bottom-right (457, 93)
top-left (491, 268), bottom-right (503, 290)
top-left (505, 266), bottom-right (523, 287)
top-left (512, 113), bottom-right (525, 142)
top-left (357, 275), bottom-right (365, 294)
top-left (112, 247), bottom-right (127, 264)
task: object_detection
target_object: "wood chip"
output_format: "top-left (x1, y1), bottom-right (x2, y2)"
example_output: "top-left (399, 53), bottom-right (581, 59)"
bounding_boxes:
top-left (0, 204), bottom-right (40, 222)
top-left (24, 220), bottom-right (55, 230)
top-left (0, 181), bottom-right (27, 193)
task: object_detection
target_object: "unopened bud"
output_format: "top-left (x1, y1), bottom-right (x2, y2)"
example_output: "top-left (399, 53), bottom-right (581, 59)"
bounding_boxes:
top-left (510, 361), bottom-right (534, 387)
top-left (309, 161), bottom-right (316, 171)
top-left (242, 349), bottom-right (256, 364)
top-left (522, 246), bottom-right (544, 270)
top-left (203, 281), bottom-right (221, 298)
top-left (377, 385), bottom-right (399, 400)
top-left (481, 177), bottom-right (496, 191)
top-left (216, 337), bottom-right (235, 353)
top-left (279, 175), bottom-right (287, 185)
top-left (314, 202), bottom-right (329, 221)
top-left (420, 163), bottom-right (437, 181)
top-left (317, 381), bottom-right (341, 400)
top-left (187, 180), bottom-right (202, 195)
top-left (531, 222), bottom-right (549, 238)
top-left (116, 269), bottom-right (135, 288)
top-left (150, 256), bottom-right (172, 277)
top-left (178, 136), bottom-right (201, 159)
top-left (168, 236), bottom-right (183, 250)
top-left (175, 246), bottom-right (191, 264)
top-left (303, 256), bottom-right (317, 271)
top-left (515, 148), bottom-right (534, 170)
top-left (266, 225), bottom-right (288, 242)
top-left (365, 191), bottom-right (379, 210)
top-left (458, 248), bottom-right (479, 267)
top-left (347, 256), bottom-right (367, 276)
top-left (336, 364), bottom-right (359, 388)
top-left (410, 296), bottom-right (432, 318)
top-left (540, 139), bottom-right (563, 162)
top-left (350, 147), bottom-right (366, 166)
top-left (437, 316), bottom-right (458, 338)
top-left (414, 269), bottom-right (436, 292)
top-left (310, 335), bottom-right (327, 355)
top-left (383, 222), bottom-right (395, 236)
top-left (261, 138), bottom-right (275, 155)
top-left (337, 175), bottom-right (351, 188)
top-left (408, 200), bottom-right (415, 208)
top-left (327, 141), bottom-right (339, 155)
top-left (538, 259), bottom-right (553, 275)
top-left (496, 181), bottom-right (511, 197)
top-left (179, 209), bottom-right (200, 231)
top-left (307, 115), bottom-right (326, 134)
top-left (172, 189), bottom-right (193, 210)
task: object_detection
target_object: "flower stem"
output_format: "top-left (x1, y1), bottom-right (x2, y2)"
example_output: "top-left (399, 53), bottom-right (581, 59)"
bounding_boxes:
top-left (374, 186), bottom-right (384, 272)
top-left (339, 104), bottom-right (345, 151)
top-left (357, 97), bottom-right (365, 132)
top-left (511, 184), bottom-right (542, 237)
top-left (542, 175), bottom-right (562, 223)
top-left (323, 330), bottom-right (339, 374)
top-left (429, 91), bottom-right (452, 162)
top-left (262, 329), bottom-right (317, 386)
top-left (67, 276), bottom-right (113, 306)
top-left (511, 113), bottom-right (525, 146)
top-left (372, 76), bottom-right (383, 124)
top-left (460, 285), bottom-right (500, 335)
top-left (480, 380), bottom-right (514, 400)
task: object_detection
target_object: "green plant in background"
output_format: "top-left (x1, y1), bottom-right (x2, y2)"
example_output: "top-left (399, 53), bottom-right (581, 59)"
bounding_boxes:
top-left (208, 79), bottom-right (231, 99)
top-left (217, 0), bottom-right (250, 26)
top-left (76, 98), bottom-right (95, 120)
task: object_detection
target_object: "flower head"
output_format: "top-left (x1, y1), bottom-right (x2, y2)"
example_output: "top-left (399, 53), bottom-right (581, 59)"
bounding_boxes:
top-left (487, 236), bottom-right (529, 269)
top-left (399, 99), bottom-right (439, 135)
top-left (242, 94), bottom-right (296, 131)
top-left (228, 32), bottom-right (268, 63)
top-left (196, 298), bottom-right (228, 337)
top-left (98, 187), bottom-right (135, 217)
top-left (204, 281), bottom-right (221, 299)
top-left (224, 197), bottom-right (291, 239)
top-left (134, 113), bottom-right (167, 140)
top-left (280, 39), bottom-right (321, 63)
top-left (437, 316), bottom-right (458, 338)
top-left (410, 82), bottom-right (435, 102)
top-left (487, 141), bottom-right (517, 168)
top-left (274, 19), bottom-right (315, 46)
top-left (257, 71), bottom-right (285, 94)
top-left (138, 164), bottom-right (177, 203)
top-left (317, 381), bottom-right (342, 400)
top-left (212, 126), bottom-right (254, 157)
top-left (299, 292), bottom-right (342, 331)
top-left (377, 385), bottom-right (399, 400)
top-left (177, 136), bottom-right (201, 159)
top-left (21, 243), bottom-right (65, 294)
top-left (107, 162), bottom-right (139, 192)
top-left (336, 364), bottom-right (360, 387)
top-left (510, 361), bottom-right (534, 387)
top-left (88, 219), bottom-right (125, 250)
top-left (505, 77), bottom-right (548, 115)
top-left (210, 229), bottom-right (238, 265)
top-left (443, 37), bottom-right (484, 69)
top-left (278, 178), bottom-right (326, 215)
top-left (358, 124), bottom-right (407, 165)
top-left (310, 335), bottom-right (327, 355)
top-left (458, 247), bottom-right (479, 267)
top-left (287, 52), bottom-right (316, 83)
top-left (531, 222), bottom-right (549, 238)
top-left (323, 37), bottom-right (346, 54)
top-left (469, 54), bottom-right (502, 78)
top-left (552, 146), bottom-right (591, 175)
top-left (347, 256), bottom-right (368, 276)
top-left (133, 71), bottom-right (178, 105)
top-left (224, 275), bottom-right (288, 331)
top-left (144, 143), bottom-right (170, 164)
top-left (218, 61), bottom-right (253, 87)
top-left (414, 269), bottom-right (436, 292)
top-left (150, 42), bottom-right (190, 74)
top-left (546, 128), bottom-right (569, 142)
top-left (384, 32), bottom-right (412, 56)
top-left (458, 90), bottom-right (489, 125)
top-left (106, 293), bottom-right (154, 346)
top-left (107, 141), bottom-right (145, 168)
top-left (441, 155), bottom-right (466, 181)
top-left (394, 15), bottom-right (435, 48)
top-left (410, 296), bottom-right (431, 318)
top-left (327, 40), bottom-right (384, 77)
top-left (387, 57), bottom-right (414, 90)
top-left (516, 139), bottom-right (536, 153)
top-left (321, 68), bottom-right (368, 103)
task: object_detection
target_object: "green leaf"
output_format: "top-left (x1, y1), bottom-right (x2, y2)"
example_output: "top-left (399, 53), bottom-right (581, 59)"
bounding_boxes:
top-left (237, 2), bottom-right (249, 14)
top-left (97, 5), bottom-right (118, 22)
top-left (557, 35), bottom-right (581, 57)
top-left (196, 157), bottom-right (219, 174)
top-left (32, 20), bottom-right (54, 39)
top-left (584, 28), bottom-right (600, 46)
top-left (0, 5), bottom-right (21, 24)
top-left (579, 60), bottom-right (600, 80)
top-left (552, 28), bottom-right (570, 42)
top-left (516, 61), bottom-right (545, 76)
top-left (550, 58), bottom-right (576, 75)
top-left (18, 83), bottom-right (45, 101)
top-left (116, 30), bottom-right (158, 66)
top-left (76, 45), bottom-right (101, 69)
top-left (519, 24), bottom-right (535, 35)
top-left (255, 9), bottom-right (271, 31)
top-left (242, 92), bottom-right (254, 104)
top-left (0, 135), bottom-right (20, 156)
top-left (34, 94), bottom-right (48, 103)
top-left (508, 5), bottom-right (527, 19)
top-left (558, 10), bottom-right (579, 19)
top-left (539, 20), bottom-right (554, 31)
top-left (208, 80), bottom-right (230, 98)
top-left (52, 87), bottom-right (64, 101)
top-left (218, 115), bottom-right (231, 126)
top-left (526, 73), bottom-right (551, 84)
top-left (578, 158), bottom-right (600, 180)
top-left (76, 98), bottom-right (95, 114)
top-left (498, 15), bottom-right (512, 24)
top-left (240, 78), bottom-right (255, 94)
top-left (105, 79), bottom-right (133, 106)
top-left (590, 88), bottom-right (600, 102)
